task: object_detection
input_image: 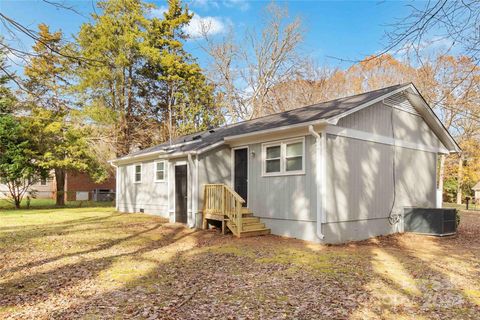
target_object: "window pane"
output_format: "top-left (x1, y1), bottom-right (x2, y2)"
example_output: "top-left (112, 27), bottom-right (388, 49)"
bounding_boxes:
top-left (135, 165), bottom-right (141, 174)
top-left (266, 145), bottom-right (280, 159)
top-left (156, 162), bottom-right (164, 171)
top-left (156, 171), bottom-right (164, 181)
top-left (266, 159), bottom-right (281, 173)
top-left (286, 142), bottom-right (303, 157)
top-left (286, 156), bottom-right (302, 171)
top-left (135, 173), bottom-right (141, 182)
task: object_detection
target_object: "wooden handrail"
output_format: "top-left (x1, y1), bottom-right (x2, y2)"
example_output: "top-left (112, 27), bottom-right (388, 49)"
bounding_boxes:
top-left (223, 184), bottom-right (245, 205)
top-left (203, 184), bottom-right (244, 236)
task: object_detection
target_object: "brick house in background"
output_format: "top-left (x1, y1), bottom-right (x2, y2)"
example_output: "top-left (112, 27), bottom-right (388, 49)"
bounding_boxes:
top-left (64, 171), bottom-right (116, 201)
top-left (1, 171), bottom-right (116, 201)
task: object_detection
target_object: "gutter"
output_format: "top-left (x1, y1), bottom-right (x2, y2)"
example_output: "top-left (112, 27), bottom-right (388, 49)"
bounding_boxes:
top-left (308, 125), bottom-right (325, 240)
top-left (224, 119), bottom-right (331, 142)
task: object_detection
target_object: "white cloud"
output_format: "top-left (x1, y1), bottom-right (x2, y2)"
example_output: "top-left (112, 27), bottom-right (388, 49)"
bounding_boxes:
top-left (223, 0), bottom-right (250, 12)
top-left (149, 7), bottom-right (227, 39)
top-left (184, 14), bottom-right (226, 38)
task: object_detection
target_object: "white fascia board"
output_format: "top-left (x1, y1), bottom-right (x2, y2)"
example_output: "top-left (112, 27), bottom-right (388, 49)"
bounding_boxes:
top-left (109, 150), bottom-right (167, 166)
top-left (327, 84), bottom-right (414, 124)
top-left (193, 141), bottom-right (225, 155)
top-left (326, 125), bottom-right (450, 154)
top-left (224, 119), bottom-right (331, 143)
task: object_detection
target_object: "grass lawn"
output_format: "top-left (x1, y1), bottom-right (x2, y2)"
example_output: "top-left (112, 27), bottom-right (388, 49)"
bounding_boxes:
top-left (0, 198), bottom-right (114, 210)
top-left (0, 207), bottom-right (479, 319)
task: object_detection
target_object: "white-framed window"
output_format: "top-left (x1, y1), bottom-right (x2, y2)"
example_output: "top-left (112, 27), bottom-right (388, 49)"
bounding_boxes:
top-left (40, 177), bottom-right (47, 186)
top-left (155, 160), bottom-right (167, 182)
top-left (262, 137), bottom-right (305, 176)
top-left (134, 164), bottom-right (142, 183)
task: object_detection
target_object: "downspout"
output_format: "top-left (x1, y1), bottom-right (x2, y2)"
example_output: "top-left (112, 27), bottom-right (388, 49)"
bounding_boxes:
top-left (187, 152), bottom-right (200, 228)
top-left (187, 153), bottom-right (194, 228)
top-left (109, 162), bottom-right (119, 212)
top-left (309, 125), bottom-right (325, 240)
top-left (195, 154), bottom-right (199, 228)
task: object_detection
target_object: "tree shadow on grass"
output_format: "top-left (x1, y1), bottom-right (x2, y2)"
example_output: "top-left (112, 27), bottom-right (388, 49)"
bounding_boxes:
top-left (47, 234), bottom-right (373, 320)
top-left (359, 235), bottom-right (480, 319)
top-left (0, 224), bottom-right (206, 317)
top-left (0, 222), bottom-right (165, 276)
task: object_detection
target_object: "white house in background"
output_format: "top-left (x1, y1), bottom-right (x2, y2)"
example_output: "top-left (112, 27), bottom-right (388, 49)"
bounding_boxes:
top-left (0, 177), bottom-right (55, 200)
top-left (110, 83), bottom-right (459, 244)
top-left (473, 182), bottom-right (480, 204)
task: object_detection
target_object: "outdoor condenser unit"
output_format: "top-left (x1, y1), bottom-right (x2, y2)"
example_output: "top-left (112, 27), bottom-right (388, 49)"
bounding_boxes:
top-left (403, 207), bottom-right (457, 236)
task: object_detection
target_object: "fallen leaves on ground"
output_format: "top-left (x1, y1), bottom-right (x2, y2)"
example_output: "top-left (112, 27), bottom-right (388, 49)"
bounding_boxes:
top-left (0, 207), bottom-right (479, 319)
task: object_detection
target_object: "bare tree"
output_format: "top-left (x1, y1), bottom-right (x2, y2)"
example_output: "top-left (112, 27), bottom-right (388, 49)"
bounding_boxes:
top-left (384, 1), bottom-right (479, 63)
top-left (201, 2), bottom-right (304, 121)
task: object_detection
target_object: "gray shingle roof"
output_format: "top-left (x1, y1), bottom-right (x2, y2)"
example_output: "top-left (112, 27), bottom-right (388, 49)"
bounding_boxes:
top-left (123, 83), bottom-right (410, 159)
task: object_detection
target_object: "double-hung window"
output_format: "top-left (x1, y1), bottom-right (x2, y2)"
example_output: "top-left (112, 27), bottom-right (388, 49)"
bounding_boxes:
top-left (265, 145), bottom-right (281, 173)
top-left (134, 164), bottom-right (142, 183)
top-left (262, 138), bottom-right (305, 176)
top-left (155, 161), bottom-right (166, 182)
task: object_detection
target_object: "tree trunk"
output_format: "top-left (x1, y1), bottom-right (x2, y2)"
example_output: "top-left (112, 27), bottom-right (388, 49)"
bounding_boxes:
top-left (55, 168), bottom-right (66, 206)
top-left (438, 155), bottom-right (445, 202)
top-left (14, 197), bottom-right (21, 209)
top-left (456, 154), bottom-right (464, 205)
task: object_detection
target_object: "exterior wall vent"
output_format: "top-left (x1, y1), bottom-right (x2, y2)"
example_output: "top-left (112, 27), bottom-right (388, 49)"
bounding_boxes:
top-left (384, 92), bottom-right (420, 116)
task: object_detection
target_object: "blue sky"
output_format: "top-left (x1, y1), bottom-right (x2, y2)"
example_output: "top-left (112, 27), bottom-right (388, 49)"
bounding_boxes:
top-left (1, 0), bottom-right (415, 72)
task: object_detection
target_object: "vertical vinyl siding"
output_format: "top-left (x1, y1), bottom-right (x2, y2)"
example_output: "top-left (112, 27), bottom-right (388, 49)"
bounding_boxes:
top-left (247, 135), bottom-right (317, 222)
top-left (197, 146), bottom-right (231, 211)
top-left (117, 160), bottom-right (169, 217)
top-left (338, 101), bottom-right (442, 148)
top-left (326, 136), bottom-right (436, 223)
top-left (337, 101), bottom-right (392, 136)
top-left (326, 136), bottom-right (394, 222)
top-left (327, 100), bottom-right (438, 228)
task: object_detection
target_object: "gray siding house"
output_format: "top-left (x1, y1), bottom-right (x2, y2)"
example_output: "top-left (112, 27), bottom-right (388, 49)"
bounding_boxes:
top-left (110, 83), bottom-right (459, 243)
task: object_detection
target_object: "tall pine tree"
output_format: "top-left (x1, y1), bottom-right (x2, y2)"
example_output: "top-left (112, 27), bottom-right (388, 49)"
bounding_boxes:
top-left (76, 0), bottom-right (221, 156)
top-left (24, 24), bottom-right (106, 206)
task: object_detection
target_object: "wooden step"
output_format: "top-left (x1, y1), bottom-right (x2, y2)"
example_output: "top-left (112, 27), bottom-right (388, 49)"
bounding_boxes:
top-left (238, 228), bottom-right (271, 237)
top-left (226, 221), bottom-right (270, 238)
top-left (241, 222), bottom-right (266, 231)
top-left (241, 207), bottom-right (253, 214)
top-left (242, 217), bottom-right (261, 225)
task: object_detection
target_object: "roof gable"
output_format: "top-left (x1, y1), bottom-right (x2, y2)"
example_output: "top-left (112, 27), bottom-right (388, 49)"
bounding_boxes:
top-left (114, 83), bottom-right (459, 162)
